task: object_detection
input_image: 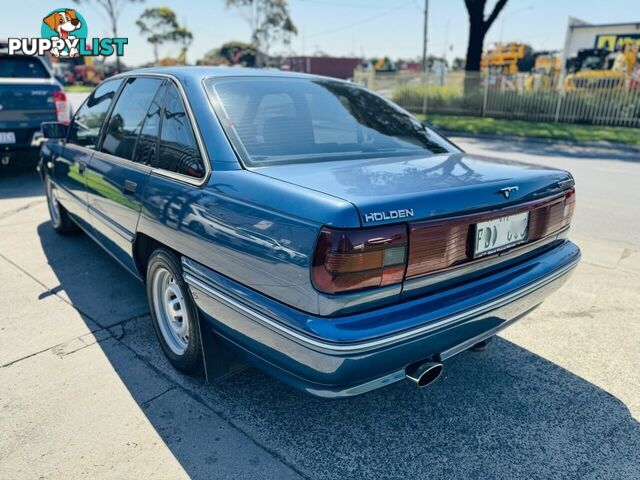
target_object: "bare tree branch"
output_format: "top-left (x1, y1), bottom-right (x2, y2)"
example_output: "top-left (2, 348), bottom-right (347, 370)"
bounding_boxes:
top-left (483, 0), bottom-right (508, 33)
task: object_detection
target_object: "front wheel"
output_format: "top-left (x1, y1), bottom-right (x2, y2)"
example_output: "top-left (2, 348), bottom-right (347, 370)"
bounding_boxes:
top-left (147, 249), bottom-right (202, 374)
top-left (45, 175), bottom-right (78, 234)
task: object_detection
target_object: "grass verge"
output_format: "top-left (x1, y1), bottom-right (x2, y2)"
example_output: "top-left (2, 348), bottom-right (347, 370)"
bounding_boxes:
top-left (416, 113), bottom-right (640, 147)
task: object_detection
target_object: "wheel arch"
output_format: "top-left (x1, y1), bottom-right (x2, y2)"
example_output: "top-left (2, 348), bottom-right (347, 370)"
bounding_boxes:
top-left (132, 233), bottom-right (177, 282)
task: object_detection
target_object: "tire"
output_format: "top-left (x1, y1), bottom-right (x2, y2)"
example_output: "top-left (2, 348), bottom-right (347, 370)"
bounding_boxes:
top-left (45, 175), bottom-right (78, 234)
top-left (470, 336), bottom-right (494, 352)
top-left (146, 248), bottom-right (202, 375)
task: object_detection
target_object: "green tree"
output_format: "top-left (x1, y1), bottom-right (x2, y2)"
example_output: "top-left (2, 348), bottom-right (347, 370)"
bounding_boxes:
top-left (224, 0), bottom-right (297, 67)
top-left (136, 7), bottom-right (179, 64)
top-left (173, 26), bottom-right (193, 65)
top-left (452, 57), bottom-right (466, 70)
top-left (203, 41), bottom-right (257, 66)
top-left (72, 0), bottom-right (145, 73)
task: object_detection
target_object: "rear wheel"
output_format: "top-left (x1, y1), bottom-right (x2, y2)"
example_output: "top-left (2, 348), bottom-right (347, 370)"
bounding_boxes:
top-left (147, 248), bottom-right (202, 374)
top-left (45, 175), bottom-right (78, 234)
top-left (470, 336), bottom-right (494, 352)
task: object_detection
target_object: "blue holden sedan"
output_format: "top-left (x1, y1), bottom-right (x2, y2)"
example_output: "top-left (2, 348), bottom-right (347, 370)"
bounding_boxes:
top-left (39, 67), bottom-right (580, 398)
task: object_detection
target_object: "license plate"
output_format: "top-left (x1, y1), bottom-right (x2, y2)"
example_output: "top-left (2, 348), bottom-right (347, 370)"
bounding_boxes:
top-left (474, 211), bottom-right (529, 257)
top-left (0, 132), bottom-right (16, 144)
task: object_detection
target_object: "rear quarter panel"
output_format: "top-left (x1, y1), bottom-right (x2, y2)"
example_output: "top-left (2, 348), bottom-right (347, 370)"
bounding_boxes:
top-left (137, 169), bottom-right (360, 314)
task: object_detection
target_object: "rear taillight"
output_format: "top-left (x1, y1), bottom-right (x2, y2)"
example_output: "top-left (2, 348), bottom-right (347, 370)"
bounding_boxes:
top-left (313, 188), bottom-right (576, 294)
top-left (406, 218), bottom-right (470, 279)
top-left (312, 225), bottom-right (407, 294)
top-left (52, 90), bottom-right (70, 125)
top-left (562, 188), bottom-right (576, 228)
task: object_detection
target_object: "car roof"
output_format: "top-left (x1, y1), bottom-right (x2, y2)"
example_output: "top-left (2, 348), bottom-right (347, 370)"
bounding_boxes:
top-left (118, 66), bottom-right (348, 84)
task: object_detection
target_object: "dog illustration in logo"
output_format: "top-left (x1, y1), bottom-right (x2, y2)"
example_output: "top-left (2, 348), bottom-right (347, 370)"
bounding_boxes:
top-left (43, 9), bottom-right (82, 57)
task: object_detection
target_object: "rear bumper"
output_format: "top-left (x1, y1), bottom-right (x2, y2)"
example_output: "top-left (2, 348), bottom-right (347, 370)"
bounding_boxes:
top-left (0, 144), bottom-right (41, 164)
top-left (185, 240), bottom-right (580, 398)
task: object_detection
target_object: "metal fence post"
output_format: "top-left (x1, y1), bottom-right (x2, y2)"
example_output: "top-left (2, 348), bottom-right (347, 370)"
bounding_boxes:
top-left (421, 71), bottom-right (428, 116)
top-left (481, 74), bottom-right (489, 117)
top-left (553, 92), bottom-right (563, 123)
top-left (554, 76), bottom-right (564, 123)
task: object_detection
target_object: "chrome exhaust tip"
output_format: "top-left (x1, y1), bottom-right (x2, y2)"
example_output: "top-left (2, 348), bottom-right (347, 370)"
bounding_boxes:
top-left (405, 361), bottom-right (443, 388)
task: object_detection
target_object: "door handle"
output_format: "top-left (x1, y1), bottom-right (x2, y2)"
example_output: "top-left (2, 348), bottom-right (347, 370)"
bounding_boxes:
top-left (78, 161), bottom-right (87, 174)
top-left (123, 180), bottom-right (138, 195)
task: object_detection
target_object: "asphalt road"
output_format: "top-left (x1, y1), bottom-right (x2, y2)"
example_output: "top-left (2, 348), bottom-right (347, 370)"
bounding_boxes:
top-left (0, 135), bottom-right (638, 479)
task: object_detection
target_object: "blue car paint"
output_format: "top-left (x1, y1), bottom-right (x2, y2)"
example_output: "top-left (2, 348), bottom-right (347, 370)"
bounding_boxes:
top-left (253, 152), bottom-right (572, 226)
top-left (41, 67), bottom-right (580, 397)
top-left (86, 152), bottom-right (152, 273)
top-left (184, 241), bottom-right (580, 397)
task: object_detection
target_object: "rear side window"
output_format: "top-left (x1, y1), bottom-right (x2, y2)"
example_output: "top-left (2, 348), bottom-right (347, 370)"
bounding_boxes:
top-left (101, 77), bottom-right (163, 161)
top-left (68, 79), bottom-right (122, 149)
top-left (0, 55), bottom-right (49, 78)
top-left (133, 82), bottom-right (167, 166)
top-left (158, 85), bottom-right (204, 178)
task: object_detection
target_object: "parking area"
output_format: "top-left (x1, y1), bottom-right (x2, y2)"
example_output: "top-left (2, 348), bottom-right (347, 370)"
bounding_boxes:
top-left (1, 136), bottom-right (639, 479)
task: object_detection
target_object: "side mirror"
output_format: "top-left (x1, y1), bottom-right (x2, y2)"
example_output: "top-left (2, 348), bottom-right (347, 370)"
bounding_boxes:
top-left (41, 122), bottom-right (68, 139)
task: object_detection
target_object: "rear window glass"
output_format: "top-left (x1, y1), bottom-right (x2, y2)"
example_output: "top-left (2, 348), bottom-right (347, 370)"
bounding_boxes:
top-left (0, 55), bottom-right (50, 78)
top-left (205, 77), bottom-right (457, 166)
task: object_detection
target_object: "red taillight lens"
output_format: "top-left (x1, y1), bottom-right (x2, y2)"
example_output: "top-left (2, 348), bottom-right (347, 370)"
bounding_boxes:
top-left (562, 188), bottom-right (576, 228)
top-left (312, 225), bottom-right (407, 294)
top-left (406, 188), bottom-right (576, 280)
top-left (313, 189), bottom-right (576, 293)
top-left (52, 90), bottom-right (70, 125)
top-left (406, 219), bottom-right (470, 278)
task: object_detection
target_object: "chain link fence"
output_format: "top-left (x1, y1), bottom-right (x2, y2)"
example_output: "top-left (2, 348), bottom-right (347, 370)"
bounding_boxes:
top-left (355, 70), bottom-right (640, 128)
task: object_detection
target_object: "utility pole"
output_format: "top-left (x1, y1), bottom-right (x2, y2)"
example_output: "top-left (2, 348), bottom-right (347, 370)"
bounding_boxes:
top-left (421, 0), bottom-right (429, 72)
top-left (421, 0), bottom-right (429, 115)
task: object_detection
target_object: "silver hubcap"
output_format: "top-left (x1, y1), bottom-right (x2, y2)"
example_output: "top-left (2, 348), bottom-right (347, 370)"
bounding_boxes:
top-left (46, 179), bottom-right (61, 226)
top-left (152, 267), bottom-right (190, 355)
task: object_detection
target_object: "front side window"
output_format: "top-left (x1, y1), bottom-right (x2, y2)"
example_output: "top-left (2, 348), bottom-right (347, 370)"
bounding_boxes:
top-left (68, 79), bottom-right (122, 149)
top-left (158, 85), bottom-right (205, 178)
top-left (205, 77), bottom-right (458, 166)
top-left (101, 77), bottom-right (163, 161)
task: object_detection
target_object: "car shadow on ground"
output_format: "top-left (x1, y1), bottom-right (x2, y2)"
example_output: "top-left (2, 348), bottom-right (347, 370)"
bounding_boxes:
top-left (37, 220), bottom-right (640, 479)
top-left (458, 136), bottom-right (640, 163)
top-left (0, 167), bottom-right (44, 201)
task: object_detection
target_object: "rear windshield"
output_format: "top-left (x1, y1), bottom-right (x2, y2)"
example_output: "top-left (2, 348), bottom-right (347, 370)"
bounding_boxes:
top-left (0, 55), bottom-right (50, 79)
top-left (205, 76), bottom-right (457, 166)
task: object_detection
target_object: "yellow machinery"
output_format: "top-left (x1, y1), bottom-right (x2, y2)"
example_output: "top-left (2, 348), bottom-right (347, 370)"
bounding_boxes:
top-left (523, 51), bottom-right (562, 91)
top-left (564, 45), bottom-right (638, 91)
top-left (533, 52), bottom-right (562, 75)
top-left (481, 43), bottom-right (527, 74)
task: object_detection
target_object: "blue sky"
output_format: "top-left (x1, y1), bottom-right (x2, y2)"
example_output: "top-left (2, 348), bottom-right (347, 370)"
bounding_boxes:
top-left (8, 0), bottom-right (638, 66)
